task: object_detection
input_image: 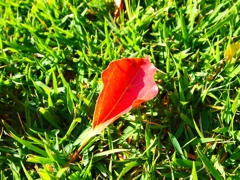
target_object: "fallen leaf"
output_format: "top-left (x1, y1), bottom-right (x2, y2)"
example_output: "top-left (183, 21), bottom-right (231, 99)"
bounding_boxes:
top-left (65, 57), bottom-right (158, 167)
top-left (224, 42), bottom-right (240, 60)
top-left (92, 57), bottom-right (158, 133)
top-left (114, 0), bottom-right (124, 19)
top-left (114, 0), bottom-right (124, 9)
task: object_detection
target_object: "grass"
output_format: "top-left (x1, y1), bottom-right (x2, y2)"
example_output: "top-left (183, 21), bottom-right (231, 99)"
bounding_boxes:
top-left (0, 0), bottom-right (240, 179)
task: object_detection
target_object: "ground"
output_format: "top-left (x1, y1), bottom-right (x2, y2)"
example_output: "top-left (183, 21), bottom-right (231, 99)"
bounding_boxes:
top-left (0, 0), bottom-right (240, 179)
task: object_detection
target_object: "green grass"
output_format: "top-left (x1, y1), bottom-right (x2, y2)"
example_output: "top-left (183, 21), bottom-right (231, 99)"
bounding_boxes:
top-left (0, 0), bottom-right (240, 179)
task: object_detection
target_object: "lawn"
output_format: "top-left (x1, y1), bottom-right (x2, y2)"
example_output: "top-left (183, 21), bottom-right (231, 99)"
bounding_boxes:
top-left (0, 0), bottom-right (240, 179)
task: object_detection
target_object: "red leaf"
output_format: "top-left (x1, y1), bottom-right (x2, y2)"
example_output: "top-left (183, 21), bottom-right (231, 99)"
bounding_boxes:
top-left (65, 57), bottom-right (158, 167)
top-left (92, 57), bottom-right (158, 133)
top-left (114, 0), bottom-right (124, 19)
top-left (114, 0), bottom-right (124, 9)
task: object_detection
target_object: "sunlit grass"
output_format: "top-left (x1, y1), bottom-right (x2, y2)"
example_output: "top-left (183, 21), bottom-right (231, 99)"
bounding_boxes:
top-left (0, 0), bottom-right (240, 179)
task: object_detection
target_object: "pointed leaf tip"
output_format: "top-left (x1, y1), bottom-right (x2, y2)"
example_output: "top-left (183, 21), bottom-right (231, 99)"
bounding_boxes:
top-left (92, 57), bottom-right (158, 133)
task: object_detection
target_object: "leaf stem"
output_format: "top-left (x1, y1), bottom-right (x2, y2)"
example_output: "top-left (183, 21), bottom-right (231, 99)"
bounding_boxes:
top-left (64, 130), bottom-right (94, 167)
